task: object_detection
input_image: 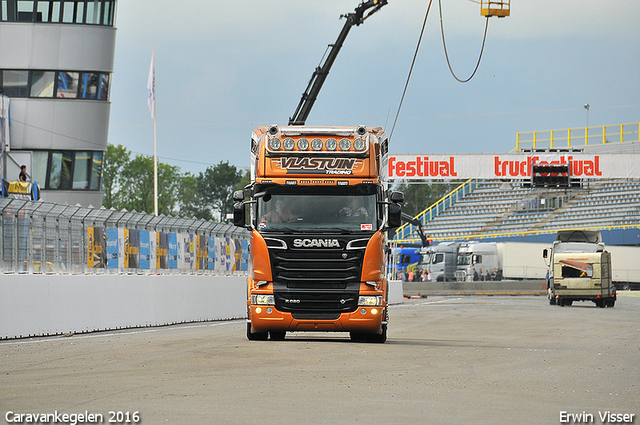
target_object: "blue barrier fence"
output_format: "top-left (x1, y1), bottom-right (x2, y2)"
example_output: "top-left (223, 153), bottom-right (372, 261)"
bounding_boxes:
top-left (0, 198), bottom-right (250, 275)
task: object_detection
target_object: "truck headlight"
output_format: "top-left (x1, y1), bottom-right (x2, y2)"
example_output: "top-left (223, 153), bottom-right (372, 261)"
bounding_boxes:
top-left (353, 137), bottom-right (367, 151)
top-left (282, 137), bottom-right (295, 150)
top-left (325, 138), bottom-right (337, 151)
top-left (268, 138), bottom-right (281, 150)
top-left (358, 296), bottom-right (382, 306)
top-left (252, 294), bottom-right (275, 305)
top-left (297, 138), bottom-right (309, 151)
top-left (339, 138), bottom-right (351, 151)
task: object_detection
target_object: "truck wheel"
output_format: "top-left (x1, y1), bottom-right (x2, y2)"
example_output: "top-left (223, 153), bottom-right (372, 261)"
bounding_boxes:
top-left (247, 323), bottom-right (268, 341)
top-left (595, 300), bottom-right (605, 308)
top-left (558, 298), bottom-right (564, 307)
top-left (607, 299), bottom-right (616, 308)
top-left (366, 324), bottom-right (387, 344)
top-left (350, 331), bottom-right (367, 342)
top-left (270, 331), bottom-right (286, 340)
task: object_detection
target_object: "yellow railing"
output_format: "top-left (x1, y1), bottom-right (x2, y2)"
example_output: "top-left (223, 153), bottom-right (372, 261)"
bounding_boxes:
top-left (394, 179), bottom-right (477, 241)
top-left (480, 0), bottom-right (510, 17)
top-left (515, 122), bottom-right (639, 151)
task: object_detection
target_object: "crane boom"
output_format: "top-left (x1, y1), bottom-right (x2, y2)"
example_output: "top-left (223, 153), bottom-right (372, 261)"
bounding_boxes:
top-left (288, 0), bottom-right (388, 126)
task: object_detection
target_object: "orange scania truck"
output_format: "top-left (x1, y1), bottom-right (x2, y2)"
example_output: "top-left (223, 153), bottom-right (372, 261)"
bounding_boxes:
top-left (233, 124), bottom-right (403, 343)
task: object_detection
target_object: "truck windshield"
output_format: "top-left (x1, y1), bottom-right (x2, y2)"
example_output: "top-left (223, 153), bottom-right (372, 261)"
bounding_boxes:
top-left (457, 254), bottom-right (471, 266)
top-left (256, 187), bottom-right (378, 233)
top-left (420, 252), bottom-right (434, 265)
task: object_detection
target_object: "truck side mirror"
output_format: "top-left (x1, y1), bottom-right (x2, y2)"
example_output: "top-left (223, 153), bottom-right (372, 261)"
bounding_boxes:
top-left (542, 249), bottom-right (548, 259)
top-left (233, 202), bottom-right (246, 228)
top-left (390, 191), bottom-right (404, 203)
top-left (388, 203), bottom-right (402, 229)
top-left (233, 190), bottom-right (244, 202)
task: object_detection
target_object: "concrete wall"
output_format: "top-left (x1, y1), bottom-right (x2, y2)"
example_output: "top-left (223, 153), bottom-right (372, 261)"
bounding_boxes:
top-left (0, 274), bottom-right (247, 339)
top-left (402, 279), bottom-right (547, 297)
top-left (0, 275), bottom-right (406, 339)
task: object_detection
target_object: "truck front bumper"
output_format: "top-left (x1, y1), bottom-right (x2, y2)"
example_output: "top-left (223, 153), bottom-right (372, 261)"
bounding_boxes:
top-left (248, 305), bottom-right (386, 334)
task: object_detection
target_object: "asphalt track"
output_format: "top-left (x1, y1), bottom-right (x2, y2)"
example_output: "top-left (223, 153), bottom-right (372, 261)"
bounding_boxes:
top-left (1, 294), bottom-right (639, 425)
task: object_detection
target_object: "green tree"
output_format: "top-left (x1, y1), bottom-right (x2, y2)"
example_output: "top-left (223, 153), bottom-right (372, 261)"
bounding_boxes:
top-left (178, 172), bottom-right (212, 220)
top-left (102, 144), bottom-right (131, 209)
top-left (118, 155), bottom-right (182, 215)
top-left (392, 180), bottom-right (461, 218)
top-left (197, 161), bottom-right (244, 221)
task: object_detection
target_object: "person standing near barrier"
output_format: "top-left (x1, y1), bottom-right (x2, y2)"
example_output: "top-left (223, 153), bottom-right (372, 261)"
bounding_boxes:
top-left (19, 165), bottom-right (28, 182)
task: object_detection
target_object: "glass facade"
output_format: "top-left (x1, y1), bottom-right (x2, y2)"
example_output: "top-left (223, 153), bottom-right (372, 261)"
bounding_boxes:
top-left (0, 0), bottom-right (115, 25)
top-left (32, 150), bottom-right (103, 191)
top-left (0, 70), bottom-right (110, 100)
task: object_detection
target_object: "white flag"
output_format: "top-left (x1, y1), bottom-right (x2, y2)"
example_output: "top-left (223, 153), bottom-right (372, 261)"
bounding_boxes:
top-left (147, 47), bottom-right (156, 119)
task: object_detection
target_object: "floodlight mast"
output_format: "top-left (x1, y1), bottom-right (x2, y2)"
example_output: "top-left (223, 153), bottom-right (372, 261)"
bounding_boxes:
top-left (288, 0), bottom-right (388, 126)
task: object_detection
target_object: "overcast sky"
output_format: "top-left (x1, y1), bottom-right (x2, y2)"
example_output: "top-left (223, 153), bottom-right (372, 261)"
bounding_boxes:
top-left (108, 0), bottom-right (640, 175)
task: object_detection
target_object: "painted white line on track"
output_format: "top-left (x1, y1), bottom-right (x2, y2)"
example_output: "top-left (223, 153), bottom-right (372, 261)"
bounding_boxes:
top-left (0, 319), bottom-right (244, 346)
top-left (392, 297), bottom-right (463, 308)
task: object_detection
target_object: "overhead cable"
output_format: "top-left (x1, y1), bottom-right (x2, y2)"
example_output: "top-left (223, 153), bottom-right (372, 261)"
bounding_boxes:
top-left (390, 0), bottom-right (434, 140)
top-left (439, 0), bottom-right (489, 83)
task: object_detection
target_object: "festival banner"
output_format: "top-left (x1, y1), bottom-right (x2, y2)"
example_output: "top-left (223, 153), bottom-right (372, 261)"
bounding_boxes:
top-left (124, 229), bottom-right (140, 269)
top-left (139, 230), bottom-right (150, 270)
top-left (386, 153), bottom-right (640, 180)
top-left (208, 236), bottom-right (217, 271)
top-left (106, 228), bottom-right (120, 270)
top-left (87, 226), bottom-right (107, 269)
top-left (156, 232), bottom-right (169, 269)
top-left (168, 233), bottom-right (178, 269)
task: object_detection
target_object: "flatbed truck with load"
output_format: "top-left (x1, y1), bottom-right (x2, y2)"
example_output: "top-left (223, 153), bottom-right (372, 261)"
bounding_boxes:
top-left (543, 230), bottom-right (616, 307)
top-left (233, 125), bottom-right (403, 342)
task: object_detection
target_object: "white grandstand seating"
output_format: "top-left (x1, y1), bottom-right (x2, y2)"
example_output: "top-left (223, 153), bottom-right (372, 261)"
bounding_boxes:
top-left (403, 178), bottom-right (640, 241)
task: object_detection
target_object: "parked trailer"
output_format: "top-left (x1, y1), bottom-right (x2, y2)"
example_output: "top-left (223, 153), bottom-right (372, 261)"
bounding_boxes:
top-left (606, 245), bottom-right (640, 289)
top-left (455, 241), bottom-right (549, 282)
top-left (497, 242), bottom-right (550, 280)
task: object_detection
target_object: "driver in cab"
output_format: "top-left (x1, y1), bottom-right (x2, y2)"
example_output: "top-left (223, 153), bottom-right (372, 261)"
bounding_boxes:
top-left (261, 198), bottom-right (297, 223)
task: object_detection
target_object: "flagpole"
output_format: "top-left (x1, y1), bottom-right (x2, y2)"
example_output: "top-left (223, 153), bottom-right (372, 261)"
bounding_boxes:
top-left (148, 46), bottom-right (159, 216)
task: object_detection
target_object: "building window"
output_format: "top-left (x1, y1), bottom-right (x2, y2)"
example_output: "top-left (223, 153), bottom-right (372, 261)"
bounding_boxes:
top-left (79, 72), bottom-right (100, 99)
top-left (30, 71), bottom-right (55, 97)
top-left (49, 151), bottom-right (73, 189)
top-left (32, 151), bottom-right (49, 185)
top-left (90, 151), bottom-right (103, 190)
top-left (1, 70), bottom-right (29, 97)
top-left (0, 70), bottom-right (110, 100)
top-left (32, 150), bottom-right (103, 191)
top-left (57, 71), bottom-right (79, 98)
top-left (1, 0), bottom-right (115, 25)
top-left (36, 0), bottom-right (50, 21)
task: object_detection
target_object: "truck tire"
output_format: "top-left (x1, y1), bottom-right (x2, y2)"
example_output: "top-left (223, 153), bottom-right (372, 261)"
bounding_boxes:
top-left (366, 324), bottom-right (387, 344)
top-left (350, 331), bottom-right (367, 342)
top-left (270, 331), bottom-right (286, 340)
top-left (247, 323), bottom-right (268, 341)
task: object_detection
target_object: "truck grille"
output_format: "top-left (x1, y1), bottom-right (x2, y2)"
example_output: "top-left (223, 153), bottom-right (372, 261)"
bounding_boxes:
top-left (269, 244), bottom-right (365, 316)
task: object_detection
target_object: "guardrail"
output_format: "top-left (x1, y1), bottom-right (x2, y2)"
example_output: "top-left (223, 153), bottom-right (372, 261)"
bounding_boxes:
top-left (0, 198), bottom-right (249, 275)
top-left (395, 223), bottom-right (640, 245)
top-left (515, 122), bottom-right (639, 151)
top-left (394, 179), bottom-right (478, 242)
